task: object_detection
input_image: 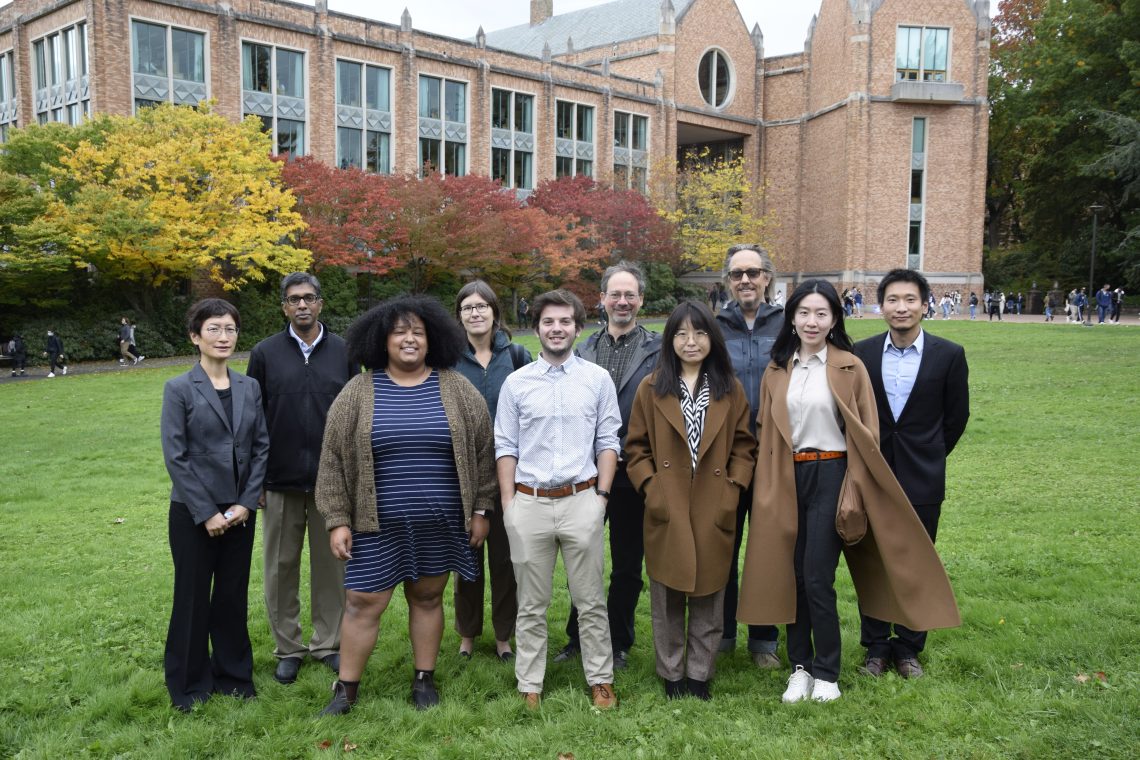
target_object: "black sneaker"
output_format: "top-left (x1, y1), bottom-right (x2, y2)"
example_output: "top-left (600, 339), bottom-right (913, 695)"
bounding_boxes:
top-left (613, 649), bottom-right (630, 670)
top-left (411, 672), bottom-right (439, 710)
top-left (320, 681), bottom-right (355, 716)
top-left (552, 642), bottom-right (580, 663)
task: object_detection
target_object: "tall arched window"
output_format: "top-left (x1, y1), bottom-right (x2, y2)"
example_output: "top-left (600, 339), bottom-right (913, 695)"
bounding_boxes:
top-left (698, 49), bottom-right (732, 108)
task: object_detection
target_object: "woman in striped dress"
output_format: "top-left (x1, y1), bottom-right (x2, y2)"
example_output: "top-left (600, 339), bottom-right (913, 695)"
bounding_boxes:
top-left (315, 296), bottom-right (496, 714)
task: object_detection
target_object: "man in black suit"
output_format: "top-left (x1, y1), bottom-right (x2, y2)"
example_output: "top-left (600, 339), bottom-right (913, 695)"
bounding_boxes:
top-left (854, 269), bottom-right (969, 679)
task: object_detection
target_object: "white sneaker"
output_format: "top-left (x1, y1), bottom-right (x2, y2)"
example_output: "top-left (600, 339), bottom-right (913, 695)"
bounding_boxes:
top-left (781, 665), bottom-right (815, 703)
top-left (62, 366), bottom-right (68, 375)
top-left (811, 679), bottom-right (841, 702)
top-left (138, 356), bottom-right (145, 363)
top-left (47, 372), bottom-right (55, 378)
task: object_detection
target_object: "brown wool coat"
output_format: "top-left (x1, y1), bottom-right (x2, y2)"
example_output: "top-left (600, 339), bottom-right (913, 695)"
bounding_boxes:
top-left (315, 369), bottom-right (496, 533)
top-left (625, 375), bottom-right (757, 596)
top-left (737, 348), bottom-right (961, 631)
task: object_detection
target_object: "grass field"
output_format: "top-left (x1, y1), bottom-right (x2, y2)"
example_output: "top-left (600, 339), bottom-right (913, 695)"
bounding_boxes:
top-left (0, 318), bottom-right (1137, 759)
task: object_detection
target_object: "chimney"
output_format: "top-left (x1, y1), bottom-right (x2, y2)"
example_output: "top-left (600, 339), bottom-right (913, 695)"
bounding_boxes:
top-left (531, 0), bottom-right (553, 26)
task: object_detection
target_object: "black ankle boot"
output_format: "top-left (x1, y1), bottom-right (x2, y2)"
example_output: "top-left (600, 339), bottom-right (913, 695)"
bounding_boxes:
top-left (411, 670), bottom-right (439, 710)
top-left (686, 678), bottom-right (711, 701)
top-left (321, 680), bottom-right (358, 716)
top-left (664, 678), bottom-right (688, 700)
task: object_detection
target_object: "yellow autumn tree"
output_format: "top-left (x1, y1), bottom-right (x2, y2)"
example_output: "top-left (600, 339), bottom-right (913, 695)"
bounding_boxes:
top-left (655, 149), bottom-right (776, 272)
top-left (52, 102), bottom-right (309, 290)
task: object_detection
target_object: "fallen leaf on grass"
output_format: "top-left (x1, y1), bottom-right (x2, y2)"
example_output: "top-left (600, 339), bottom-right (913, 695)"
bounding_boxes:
top-left (998, 618), bottom-right (1005, 625)
top-left (557, 754), bottom-right (576, 760)
top-left (317, 739), bottom-right (332, 750)
top-left (1074, 673), bottom-right (1090, 684)
top-left (1095, 672), bottom-right (1107, 683)
top-left (113, 518), bottom-right (125, 524)
top-left (343, 739), bottom-right (358, 751)
top-left (1011, 662), bottom-right (1024, 670)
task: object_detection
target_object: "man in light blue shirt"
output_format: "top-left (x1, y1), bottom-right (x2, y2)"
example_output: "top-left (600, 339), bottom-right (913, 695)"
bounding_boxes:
top-left (882, 329), bottom-right (923, 422)
top-left (495, 289), bottom-right (622, 710)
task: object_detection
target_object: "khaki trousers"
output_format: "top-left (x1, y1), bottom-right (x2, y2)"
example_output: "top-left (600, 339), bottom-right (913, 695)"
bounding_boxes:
top-left (504, 488), bottom-right (613, 693)
top-left (262, 490), bottom-right (345, 660)
top-left (649, 580), bottom-right (724, 681)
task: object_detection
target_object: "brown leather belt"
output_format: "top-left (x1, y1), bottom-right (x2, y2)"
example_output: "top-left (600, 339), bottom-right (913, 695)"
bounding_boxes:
top-left (515, 478), bottom-right (597, 498)
top-left (793, 450), bottom-right (847, 463)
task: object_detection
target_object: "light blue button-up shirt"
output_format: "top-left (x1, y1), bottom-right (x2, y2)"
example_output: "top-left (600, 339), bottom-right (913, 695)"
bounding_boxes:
top-left (494, 353), bottom-right (621, 488)
top-left (288, 323), bottom-right (324, 361)
top-left (881, 329), bottom-right (924, 421)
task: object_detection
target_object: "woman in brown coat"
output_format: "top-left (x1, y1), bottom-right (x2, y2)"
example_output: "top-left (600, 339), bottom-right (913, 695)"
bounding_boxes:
top-left (738, 280), bottom-right (958, 704)
top-left (625, 301), bottom-right (755, 700)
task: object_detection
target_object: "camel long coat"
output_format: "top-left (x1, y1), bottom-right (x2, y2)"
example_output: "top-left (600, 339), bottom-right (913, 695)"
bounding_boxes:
top-left (737, 348), bottom-right (960, 631)
top-left (625, 376), bottom-right (756, 596)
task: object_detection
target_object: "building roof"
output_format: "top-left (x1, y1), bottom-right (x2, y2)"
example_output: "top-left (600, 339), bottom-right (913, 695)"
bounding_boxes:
top-left (481, 0), bottom-right (695, 58)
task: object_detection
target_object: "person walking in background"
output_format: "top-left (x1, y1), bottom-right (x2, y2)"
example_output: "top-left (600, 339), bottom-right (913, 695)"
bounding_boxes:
top-left (554, 262), bottom-right (661, 673)
top-left (853, 287), bottom-right (864, 317)
top-left (246, 273), bottom-right (358, 687)
top-left (939, 293), bottom-right (953, 320)
top-left (737, 279), bottom-right (960, 704)
top-left (7, 334), bottom-right (27, 376)
top-left (119, 317), bottom-right (143, 365)
top-left (715, 244), bottom-right (784, 669)
top-left (988, 293), bottom-right (1002, 321)
top-left (452, 280), bottom-right (531, 663)
top-left (160, 298), bottom-right (268, 712)
top-left (43, 329), bottom-right (67, 377)
top-left (968, 292), bottom-right (978, 320)
top-left (315, 296), bottom-right (495, 715)
top-left (854, 269), bottom-right (970, 680)
top-left (1074, 288), bottom-right (1087, 322)
top-left (625, 301), bottom-right (755, 701)
top-left (1096, 284), bottom-right (1113, 324)
top-left (1111, 287), bottom-right (1124, 323)
top-left (495, 289), bottom-right (622, 711)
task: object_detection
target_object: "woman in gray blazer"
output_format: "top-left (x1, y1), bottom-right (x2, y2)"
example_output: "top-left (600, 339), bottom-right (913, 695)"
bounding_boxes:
top-left (160, 298), bottom-right (269, 712)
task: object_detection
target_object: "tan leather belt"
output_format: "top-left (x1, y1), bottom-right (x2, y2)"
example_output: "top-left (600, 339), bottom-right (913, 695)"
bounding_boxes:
top-left (515, 478), bottom-right (597, 498)
top-left (793, 450), bottom-right (847, 463)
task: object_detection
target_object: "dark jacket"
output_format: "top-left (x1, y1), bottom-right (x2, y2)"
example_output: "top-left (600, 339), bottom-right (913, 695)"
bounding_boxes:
top-left (456, 329), bottom-right (531, 423)
top-left (853, 331), bottom-right (970, 506)
top-left (576, 324), bottom-right (662, 489)
top-left (715, 301), bottom-right (783, 433)
top-left (161, 363), bottom-right (270, 525)
top-left (246, 325), bottom-right (359, 492)
top-left (45, 334), bottom-right (64, 356)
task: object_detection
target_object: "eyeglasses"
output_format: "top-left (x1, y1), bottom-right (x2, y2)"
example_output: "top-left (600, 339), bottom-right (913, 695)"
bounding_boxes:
top-left (284, 294), bottom-right (320, 305)
top-left (605, 292), bottom-right (641, 302)
top-left (203, 326), bottom-right (239, 338)
top-left (459, 303), bottom-right (491, 315)
top-left (727, 268), bottom-right (770, 282)
top-left (674, 330), bottom-right (710, 342)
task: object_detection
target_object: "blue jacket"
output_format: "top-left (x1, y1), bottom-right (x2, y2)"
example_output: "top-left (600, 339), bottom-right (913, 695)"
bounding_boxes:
top-left (716, 301), bottom-right (783, 434)
top-left (455, 329), bottom-right (531, 423)
top-left (1096, 289), bottom-right (1113, 309)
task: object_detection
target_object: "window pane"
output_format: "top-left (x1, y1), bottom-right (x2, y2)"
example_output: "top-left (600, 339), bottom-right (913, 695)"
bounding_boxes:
top-left (492, 88), bottom-right (510, 130)
top-left (78, 23), bottom-right (87, 76)
top-left (514, 151), bottom-right (532, 189)
top-left (445, 80), bottom-right (465, 123)
top-left (906, 28), bottom-right (921, 70)
top-left (243, 43), bottom-right (271, 92)
top-left (276, 49), bottom-right (303, 98)
top-left (135, 98), bottom-right (163, 111)
top-left (445, 141), bottom-right (465, 176)
top-left (925, 28), bottom-right (948, 78)
top-left (632, 166), bottom-right (647, 195)
top-left (911, 170), bottom-right (924, 204)
top-left (133, 22), bottom-right (167, 77)
top-left (337, 60), bottom-right (361, 107)
top-left (63, 28), bottom-right (75, 80)
top-left (0, 56), bottom-right (7, 101)
top-left (912, 117), bottom-right (926, 154)
top-left (577, 104), bottom-right (593, 142)
top-left (515, 93), bottom-right (533, 133)
top-left (34, 41), bottom-right (46, 89)
top-left (419, 137), bottom-right (440, 172)
top-left (613, 163), bottom-right (629, 190)
top-left (366, 66), bottom-right (389, 111)
top-left (492, 147), bottom-right (510, 184)
top-left (277, 119), bottom-right (304, 157)
top-left (699, 51), bottom-right (712, 104)
top-left (908, 221), bottom-right (922, 268)
top-left (556, 101), bottom-right (573, 139)
top-left (419, 76), bottom-right (440, 118)
top-left (632, 116), bottom-right (647, 151)
top-left (172, 29), bottom-right (205, 83)
top-left (556, 156), bottom-right (572, 178)
top-left (337, 126), bottom-right (362, 169)
top-left (577, 159), bottom-right (593, 178)
top-left (614, 112), bottom-right (629, 148)
top-left (367, 131), bottom-right (390, 173)
top-left (49, 34), bottom-right (62, 86)
top-left (715, 52), bottom-right (730, 106)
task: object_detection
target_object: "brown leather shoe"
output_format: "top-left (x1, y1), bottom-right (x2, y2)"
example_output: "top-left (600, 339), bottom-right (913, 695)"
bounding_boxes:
top-left (860, 656), bottom-right (890, 677)
top-left (751, 651), bottom-right (782, 670)
top-left (894, 656), bottom-right (924, 679)
top-left (591, 683), bottom-right (617, 710)
top-left (521, 691), bottom-right (541, 710)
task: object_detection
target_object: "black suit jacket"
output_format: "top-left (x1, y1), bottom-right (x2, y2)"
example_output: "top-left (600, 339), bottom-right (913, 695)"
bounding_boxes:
top-left (853, 331), bottom-right (969, 506)
top-left (161, 363), bottom-right (269, 525)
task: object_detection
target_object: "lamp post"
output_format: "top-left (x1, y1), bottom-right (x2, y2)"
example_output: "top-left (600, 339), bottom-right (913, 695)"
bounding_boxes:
top-left (1086, 204), bottom-right (1104, 325)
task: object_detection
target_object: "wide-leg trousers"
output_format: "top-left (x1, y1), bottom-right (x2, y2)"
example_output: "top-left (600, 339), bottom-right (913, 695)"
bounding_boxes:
top-left (650, 581), bottom-right (724, 682)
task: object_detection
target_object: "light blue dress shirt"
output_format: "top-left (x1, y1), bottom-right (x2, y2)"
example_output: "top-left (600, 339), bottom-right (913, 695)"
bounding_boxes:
top-left (881, 329), bottom-right (925, 422)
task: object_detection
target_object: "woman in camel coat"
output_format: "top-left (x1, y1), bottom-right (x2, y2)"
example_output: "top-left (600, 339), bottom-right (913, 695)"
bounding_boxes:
top-left (738, 280), bottom-right (958, 703)
top-left (626, 301), bottom-right (756, 700)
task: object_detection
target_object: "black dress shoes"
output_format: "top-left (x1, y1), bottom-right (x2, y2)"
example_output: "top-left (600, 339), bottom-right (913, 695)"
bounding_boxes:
top-left (411, 671), bottom-right (439, 710)
top-left (274, 657), bottom-right (303, 684)
top-left (686, 678), bottom-right (711, 701)
top-left (321, 680), bottom-right (357, 716)
top-left (320, 653), bottom-right (341, 674)
top-left (664, 679), bottom-right (688, 700)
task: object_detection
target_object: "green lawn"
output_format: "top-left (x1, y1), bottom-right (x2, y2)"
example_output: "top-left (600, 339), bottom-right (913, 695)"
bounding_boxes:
top-left (1, 319), bottom-right (1137, 759)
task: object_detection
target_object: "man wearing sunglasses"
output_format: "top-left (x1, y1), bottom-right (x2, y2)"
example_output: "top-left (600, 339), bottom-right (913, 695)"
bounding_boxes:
top-left (247, 272), bottom-right (359, 685)
top-left (715, 244), bottom-right (785, 669)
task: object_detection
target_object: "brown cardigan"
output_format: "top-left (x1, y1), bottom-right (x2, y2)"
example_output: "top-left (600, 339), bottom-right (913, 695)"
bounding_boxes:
top-left (625, 375), bottom-right (756, 596)
top-left (315, 368), bottom-right (497, 533)
top-left (737, 348), bottom-right (960, 632)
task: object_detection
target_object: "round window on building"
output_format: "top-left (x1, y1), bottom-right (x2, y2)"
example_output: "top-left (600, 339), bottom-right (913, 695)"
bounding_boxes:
top-left (698, 49), bottom-right (733, 108)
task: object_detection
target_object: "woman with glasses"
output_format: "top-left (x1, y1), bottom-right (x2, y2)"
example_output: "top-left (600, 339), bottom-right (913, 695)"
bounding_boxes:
top-left (160, 299), bottom-right (269, 712)
top-left (316, 295), bottom-right (496, 714)
top-left (624, 301), bottom-right (755, 700)
top-left (451, 280), bottom-right (531, 663)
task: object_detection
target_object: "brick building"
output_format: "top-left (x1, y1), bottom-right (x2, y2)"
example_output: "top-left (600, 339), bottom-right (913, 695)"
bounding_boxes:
top-left (0, 0), bottom-right (991, 297)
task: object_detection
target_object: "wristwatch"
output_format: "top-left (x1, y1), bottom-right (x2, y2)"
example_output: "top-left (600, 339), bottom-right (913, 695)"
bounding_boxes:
top-left (596, 489), bottom-right (610, 499)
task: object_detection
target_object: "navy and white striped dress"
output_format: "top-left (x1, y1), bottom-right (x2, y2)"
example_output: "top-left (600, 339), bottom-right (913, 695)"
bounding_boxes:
top-left (344, 370), bottom-right (479, 593)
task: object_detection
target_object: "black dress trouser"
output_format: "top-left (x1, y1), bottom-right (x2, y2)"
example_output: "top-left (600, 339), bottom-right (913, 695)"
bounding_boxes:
top-left (165, 501), bottom-right (256, 711)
